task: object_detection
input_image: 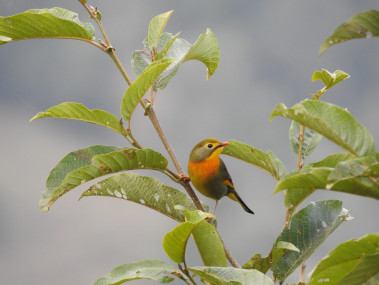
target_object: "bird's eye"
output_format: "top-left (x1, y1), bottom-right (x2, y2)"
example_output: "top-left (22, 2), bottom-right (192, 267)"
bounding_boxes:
top-left (207, 144), bottom-right (213, 148)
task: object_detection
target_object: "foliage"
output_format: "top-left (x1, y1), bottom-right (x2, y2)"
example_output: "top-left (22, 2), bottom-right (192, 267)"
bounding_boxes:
top-left (1, 3), bottom-right (378, 285)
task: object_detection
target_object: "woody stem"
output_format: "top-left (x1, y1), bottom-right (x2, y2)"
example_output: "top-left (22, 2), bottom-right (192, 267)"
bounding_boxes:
top-left (144, 102), bottom-right (205, 212)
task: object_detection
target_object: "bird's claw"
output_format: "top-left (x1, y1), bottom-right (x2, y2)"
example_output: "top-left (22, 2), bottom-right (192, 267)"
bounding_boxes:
top-left (179, 174), bottom-right (191, 183)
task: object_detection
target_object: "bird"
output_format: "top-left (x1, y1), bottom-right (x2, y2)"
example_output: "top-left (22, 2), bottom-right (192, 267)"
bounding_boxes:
top-left (188, 138), bottom-right (254, 215)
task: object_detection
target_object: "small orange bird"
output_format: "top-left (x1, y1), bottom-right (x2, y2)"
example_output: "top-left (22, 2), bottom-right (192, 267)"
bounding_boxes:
top-left (188, 138), bottom-right (254, 215)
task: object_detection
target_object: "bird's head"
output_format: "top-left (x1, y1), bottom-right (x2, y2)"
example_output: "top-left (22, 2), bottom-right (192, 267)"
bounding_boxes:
top-left (189, 138), bottom-right (229, 162)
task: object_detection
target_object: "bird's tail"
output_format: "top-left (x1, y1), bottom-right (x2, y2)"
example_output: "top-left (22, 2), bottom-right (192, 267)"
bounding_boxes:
top-left (227, 190), bottom-right (254, 214)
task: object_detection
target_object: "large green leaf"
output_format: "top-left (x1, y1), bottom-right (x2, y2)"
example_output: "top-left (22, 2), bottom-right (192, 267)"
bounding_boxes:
top-left (319, 10), bottom-right (379, 55)
top-left (271, 200), bottom-right (350, 282)
top-left (81, 173), bottom-right (207, 222)
top-left (132, 29), bottom-right (219, 90)
top-left (120, 59), bottom-right (174, 124)
top-left (147, 10), bottom-right (173, 50)
top-left (308, 234), bottom-right (379, 285)
top-left (30, 102), bottom-right (128, 138)
top-left (189, 267), bottom-right (275, 285)
top-left (289, 121), bottom-right (323, 159)
top-left (279, 153), bottom-right (357, 215)
top-left (327, 157), bottom-right (379, 200)
top-left (271, 100), bottom-right (376, 157)
top-left (222, 140), bottom-right (286, 180)
top-left (192, 220), bottom-right (228, 267)
top-left (40, 146), bottom-right (168, 212)
top-left (0, 8), bottom-right (95, 45)
top-left (275, 157), bottom-right (379, 202)
top-left (94, 259), bottom-right (185, 284)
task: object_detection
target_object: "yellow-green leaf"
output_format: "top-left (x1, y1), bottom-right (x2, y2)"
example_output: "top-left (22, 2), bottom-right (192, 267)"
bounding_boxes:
top-left (0, 8), bottom-right (95, 45)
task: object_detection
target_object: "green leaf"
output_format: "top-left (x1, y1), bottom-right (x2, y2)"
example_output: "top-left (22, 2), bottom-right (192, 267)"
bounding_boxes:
top-left (272, 200), bottom-right (350, 282)
top-left (41, 145), bottom-right (118, 212)
top-left (279, 153), bottom-right (356, 214)
top-left (242, 241), bottom-right (299, 274)
top-left (308, 234), bottom-right (379, 285)
top-left (132, 29), bottom-right (219, 90)
top-left (30, 102), bottom-right (128, 137)
top-left (307, 153), bottom-right (356, 168)
top-left (271, 100), bottom-right (376, 157)
top-left (222, 140), bottom-right (286, 180)
top-left (276, 157), bottom-right (379, 205)
top-left (275, 168), bottom-right (331, 195)
top-left (120, 58), bottom-right (174, 124)
top-left (40, 147), bottom-right (168, 213)
top-left (319, 10), bottom-right (379, 55)
top-left (183, 28), bottom-right (220, 80)
top-left (192, 220), bottom-right (228, 267)
top-left (147, 10), bottom-right (173, 50)
top-left (312, 69), bottom-right (350, 90)
top-left (94, 259), bottom-right (184, 284)
top-left (0, 8), bottom-right (95, 45)
top-left (163, 222), bottom-right (198, 264)
top-left (163, 210), bottom-right (215, 264)
top-left (81, 173), bottom-right (208, 222)
top-left (366, 162), bottom-right (379, 176)
top-left (189, 267), bottom-right (275, 285)
top-left (327, 157), bottom-right (379, 200)
top-left (289, 121), bottom-right (323, 159)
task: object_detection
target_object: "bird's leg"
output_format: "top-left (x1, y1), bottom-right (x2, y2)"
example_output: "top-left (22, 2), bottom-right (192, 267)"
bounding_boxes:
top-left (212, 200), bottom-right (219, 215)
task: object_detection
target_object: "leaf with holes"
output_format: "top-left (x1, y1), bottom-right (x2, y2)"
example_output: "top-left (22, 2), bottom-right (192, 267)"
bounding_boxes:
top-left (189, 267), bottom-right (275, 285)
top-left (319, 10), bottom-right (379, 55)
top-left (271, 200), bottom-right (351, 282)
top-left (0, 8), bottom-right (95, 45)
top-left (81, 173), bottom-right (208, 222)
top-left (30, 102), bottom-right (128, 138)
top-left (271, 100), bottom-right (376, 157)
top-left (222, 140), bottom-right (286, 180)
top-left (308, 234), bottom-right (379, 285)
top-left (40, 147), bottom-right (168, 213)
top-left (242, 241), bottom-right (299, 274)
top-left (94, 259), bottom-right (185, 284)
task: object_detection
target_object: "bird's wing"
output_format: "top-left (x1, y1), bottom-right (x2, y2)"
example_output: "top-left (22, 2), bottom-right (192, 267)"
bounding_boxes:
top-left (218, 158), bottom-right (235, 189)
top-left (219, 159), bottom-right (254, 214)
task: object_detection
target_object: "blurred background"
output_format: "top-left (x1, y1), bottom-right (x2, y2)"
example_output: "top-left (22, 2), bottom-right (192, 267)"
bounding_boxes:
top-left (1, 0), bottom-right (378, 284)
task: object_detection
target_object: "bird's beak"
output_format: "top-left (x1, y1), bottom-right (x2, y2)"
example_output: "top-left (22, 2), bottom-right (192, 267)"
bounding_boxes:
top-left (215, 141), bottom-right (229, 149)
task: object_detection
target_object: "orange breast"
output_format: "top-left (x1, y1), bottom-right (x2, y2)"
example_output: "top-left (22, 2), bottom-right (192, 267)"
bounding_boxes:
top-left (188, 157), bottom-right (220, 199)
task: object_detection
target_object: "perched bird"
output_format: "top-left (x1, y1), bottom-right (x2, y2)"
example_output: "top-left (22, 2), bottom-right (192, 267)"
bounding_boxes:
top-left (188, 138), bottom-right (254, 215)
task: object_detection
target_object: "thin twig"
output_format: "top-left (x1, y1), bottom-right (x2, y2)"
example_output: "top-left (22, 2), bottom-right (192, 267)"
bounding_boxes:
top-left (299, 261), bottom-right (306, 283)
top-left (78, 0), bottom-right (133, 86)
top-left (182, 260), bottom-right (198, 285)
top-left (221, 239), bottom-right (240, 268)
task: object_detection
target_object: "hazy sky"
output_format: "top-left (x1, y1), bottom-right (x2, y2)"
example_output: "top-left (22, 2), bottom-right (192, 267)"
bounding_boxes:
top-left (1, 1), bottom-right (379, 284)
